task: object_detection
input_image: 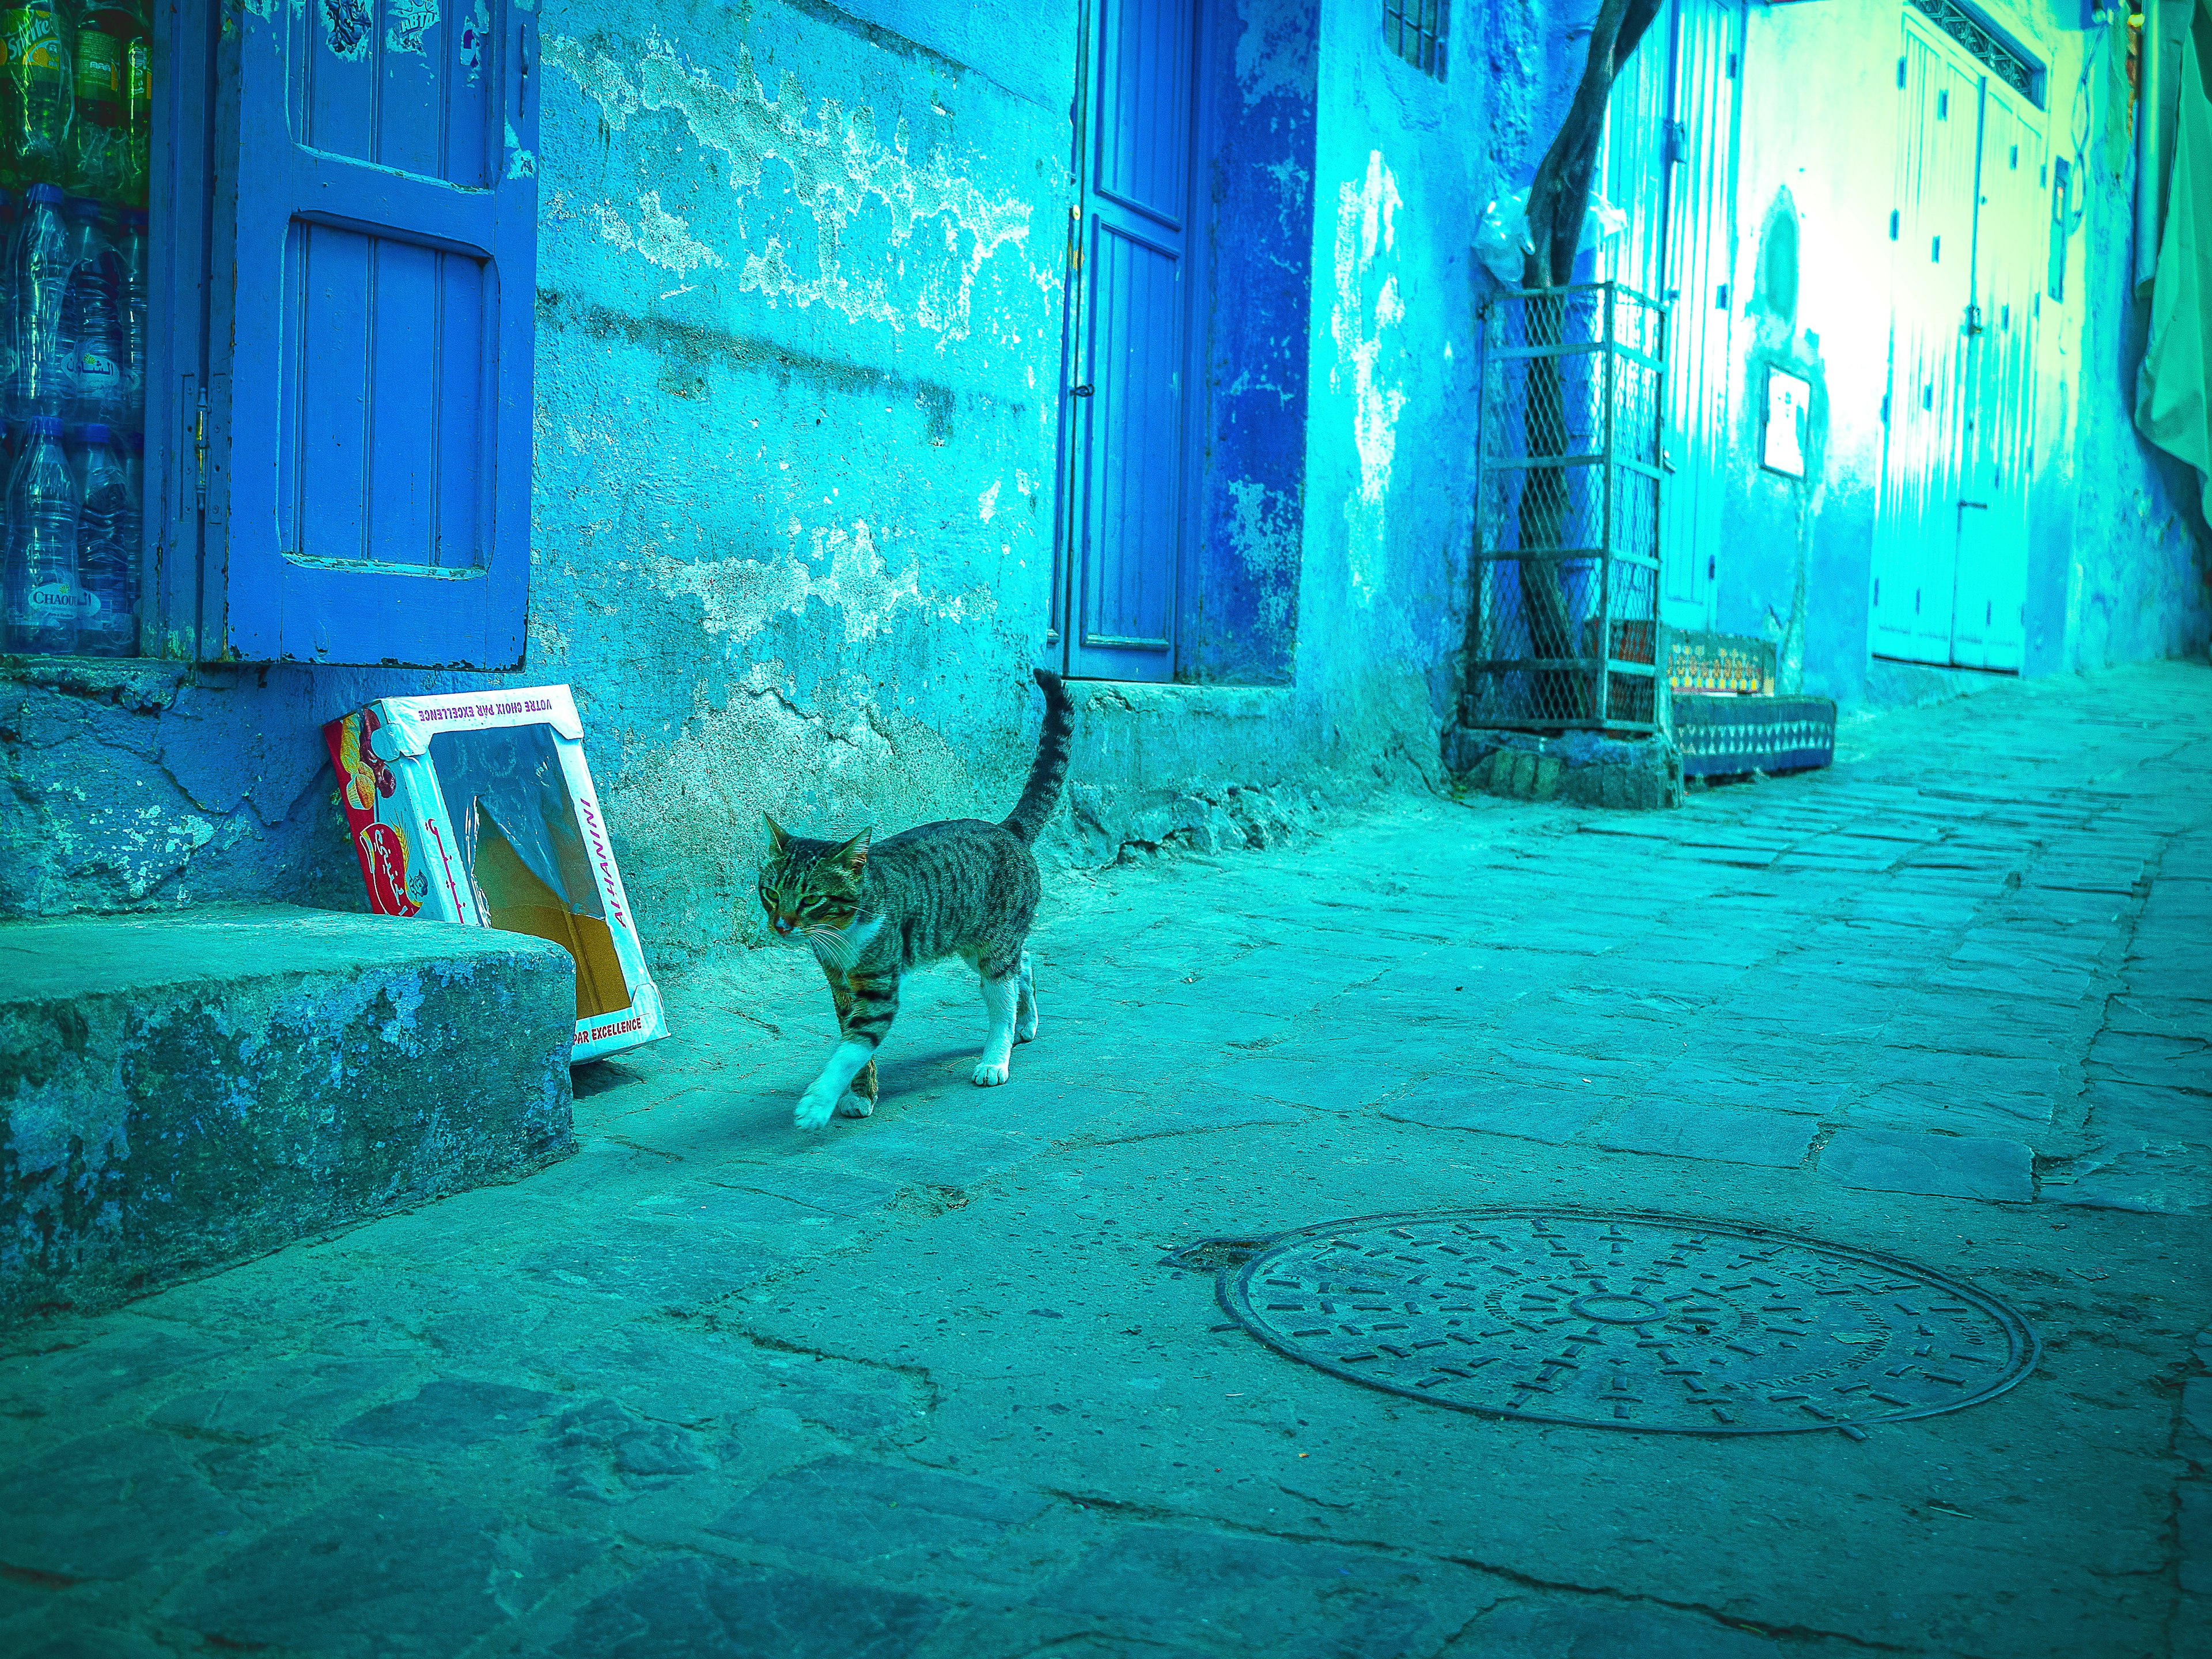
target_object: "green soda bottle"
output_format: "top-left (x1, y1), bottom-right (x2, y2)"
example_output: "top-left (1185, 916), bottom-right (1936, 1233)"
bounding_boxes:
top-left (2, 0), bottom-right (74, 190)
top-left (72, 0), bottom-right (142, 200)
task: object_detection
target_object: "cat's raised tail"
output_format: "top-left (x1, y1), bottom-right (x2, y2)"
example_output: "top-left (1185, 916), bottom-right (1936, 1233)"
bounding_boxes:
top-left (1001, 668), bottom-right (1075, 845)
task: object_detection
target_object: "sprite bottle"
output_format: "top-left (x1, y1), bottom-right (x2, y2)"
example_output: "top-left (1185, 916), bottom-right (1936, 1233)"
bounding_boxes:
top-left (72, 1), bottom-right (143, 202)
top-left (2, 0), bottom-right (75, 190)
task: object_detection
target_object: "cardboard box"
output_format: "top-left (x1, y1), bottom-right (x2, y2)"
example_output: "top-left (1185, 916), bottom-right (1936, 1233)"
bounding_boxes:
top-left (323, 685), bottom-right (667, 1063)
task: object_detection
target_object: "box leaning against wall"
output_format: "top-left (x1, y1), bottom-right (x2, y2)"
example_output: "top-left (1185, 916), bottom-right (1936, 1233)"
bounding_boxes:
top-left (323, 685), bottom-right (667, 1063)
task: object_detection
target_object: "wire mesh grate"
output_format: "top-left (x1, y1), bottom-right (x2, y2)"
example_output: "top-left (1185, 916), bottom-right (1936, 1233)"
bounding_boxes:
top-left (1467, 282), bottom-right (1664, 734)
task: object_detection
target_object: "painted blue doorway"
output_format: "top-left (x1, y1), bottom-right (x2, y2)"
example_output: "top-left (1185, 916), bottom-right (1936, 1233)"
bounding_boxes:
top-left (1059, 0), bottom-right (1203, 682)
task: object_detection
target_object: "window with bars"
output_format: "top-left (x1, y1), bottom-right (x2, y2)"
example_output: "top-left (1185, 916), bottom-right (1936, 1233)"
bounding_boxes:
top-left (1908, 0), bottom-right (2045, 107)
top-left (1385, 0), bottom-right (1448, 81)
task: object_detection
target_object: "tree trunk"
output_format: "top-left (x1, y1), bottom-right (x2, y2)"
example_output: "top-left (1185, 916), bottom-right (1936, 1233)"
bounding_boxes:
top-left (1502, 0), bottom-right (1662, 726)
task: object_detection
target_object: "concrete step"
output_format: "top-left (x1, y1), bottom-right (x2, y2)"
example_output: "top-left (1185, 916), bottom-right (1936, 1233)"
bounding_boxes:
top-left (1, 904), bottom-right (578, 1321)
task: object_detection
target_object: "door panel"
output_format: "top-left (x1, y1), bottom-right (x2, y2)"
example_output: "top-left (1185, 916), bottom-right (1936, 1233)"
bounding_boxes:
top-left (1874, 16), bottom-right (1979, 665)
top-left (1080, 221), bottom-right (1183, 650)
top-left (1953, 88), bottom-right (2040, 671)
top-left (1063, 0), bottom-right (1198, 680)
top-left (1596, 2), bottom-right (1673, 302)
top-left (1658, 0), bottom-right (1744, 631)
top-left (215, 0), bottom-right (535, 666)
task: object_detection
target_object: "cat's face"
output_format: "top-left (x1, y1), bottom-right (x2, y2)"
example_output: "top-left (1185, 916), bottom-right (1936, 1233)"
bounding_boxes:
top-left (757, 815), bottom-right (870, 946)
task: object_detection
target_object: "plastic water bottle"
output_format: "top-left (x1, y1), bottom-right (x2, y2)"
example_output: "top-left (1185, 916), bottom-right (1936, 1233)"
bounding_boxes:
top-left (9, 183), bottom-right (71, 420)
top-left (0, 192), bottom-right (18, 403)
top-left (73, 421), bottom-right (131, 654)
top-left (69, 0), bottom-right (141, 201)
top-left (60, 196), bottom-right (123, 425)
top-left (115, 206), bottom-right (145, 425)
top-left (2, 0), bottom-right (75, 190)
top-left (2, 415), bottom-right (80, 653)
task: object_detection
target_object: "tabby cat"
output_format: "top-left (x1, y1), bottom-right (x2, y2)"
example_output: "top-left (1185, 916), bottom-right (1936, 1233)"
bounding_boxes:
top-left (757, 668), bottom-right (1074, 1130)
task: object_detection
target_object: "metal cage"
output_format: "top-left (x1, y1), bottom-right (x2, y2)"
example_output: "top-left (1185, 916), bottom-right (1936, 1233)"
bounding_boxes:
top-left (1464, 282), bottom-right (1665, 734)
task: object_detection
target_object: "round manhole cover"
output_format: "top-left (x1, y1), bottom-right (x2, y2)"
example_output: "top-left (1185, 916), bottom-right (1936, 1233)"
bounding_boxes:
top-left (1221, 1209), bottom-right (2037, 1435)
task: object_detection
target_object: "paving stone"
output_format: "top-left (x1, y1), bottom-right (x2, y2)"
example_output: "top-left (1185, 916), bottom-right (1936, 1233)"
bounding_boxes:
top-left (2088, 1030), bottom-right (2212, 1092)
top-left (2044, 1143), bottom-right (2212, 1216)
top-left (178, 1490), bottom-right (597, 1657)
top-left (1639, 1060), bottom-right (1855, 1118)
top-left (334, 1377), bottom-right (559, 1451)
top-left (152, 1356), bottom-right (415, 1441)
top-left (1843, 1081), bottom-right (2056, 1139)
top-left (1089, 1096), bottom-right (1307, 1145)
top-left (2186, 1377), bottom-right (2212, 1441)
top-left (704, 1167), bottom-right (903, 1218)
top-left (556, 1555), bottom-right (942, 1658)
top-left (1035, 1526), bottom-right (1442, 1656)
top-left (0, 1430), bottom-right (240, 1580)
top-left (1380, 1089), bottom-right (1607, 1145)
top-left (1181, 1055), bottom-right (1412, 1112)
top-left (547, 1399), bottom-right (721, 1501)
top-left (518, 1218), bottom-right (797, 1305)
top-left (710, 1456), bottom-right (1047, 1560)
top-left (1594, 1101), bottom-right (1820, 1168)
top-left (2183, 1483), bottom-right (2212, 1597)
top-left (1441, 1598), bottom-right (1783, 1658)
top-left (1818, 1128), bottom-right (2035, 1203)
top-left (0, 1324), bottom-right (226, 1417)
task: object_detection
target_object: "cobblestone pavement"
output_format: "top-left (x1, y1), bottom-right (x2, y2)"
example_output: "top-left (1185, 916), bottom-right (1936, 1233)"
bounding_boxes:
top-left (5, 660), bottom-right (2211, 1659)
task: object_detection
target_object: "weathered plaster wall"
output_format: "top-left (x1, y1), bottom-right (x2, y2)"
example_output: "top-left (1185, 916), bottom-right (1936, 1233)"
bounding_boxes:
top-left (1723, 0), bottom-right (2209, 702)
top-left (0, 0), bottom-right (1525, 973)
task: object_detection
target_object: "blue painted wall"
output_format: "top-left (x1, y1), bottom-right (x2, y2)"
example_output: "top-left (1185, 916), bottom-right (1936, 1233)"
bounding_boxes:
top-left (0, 0), bottom-right (1546, 970)
top-left (7, 0), bottom-right (2199, 965)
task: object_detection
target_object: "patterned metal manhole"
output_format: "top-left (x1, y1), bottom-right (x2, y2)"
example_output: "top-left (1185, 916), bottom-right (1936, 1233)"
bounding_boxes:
top-left (1220, 1209), bottom-right (2037, 1437)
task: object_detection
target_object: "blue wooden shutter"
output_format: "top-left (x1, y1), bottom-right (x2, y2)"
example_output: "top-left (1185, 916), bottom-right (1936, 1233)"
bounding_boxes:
top-left (1065, 0), bottom-right (1196, 681)
top-left (209, 0), bottom-right (536, 666)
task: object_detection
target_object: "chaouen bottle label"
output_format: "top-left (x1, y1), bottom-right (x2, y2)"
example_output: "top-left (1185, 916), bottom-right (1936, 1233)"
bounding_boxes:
top-left (27, 578), bottom-right (89, 619)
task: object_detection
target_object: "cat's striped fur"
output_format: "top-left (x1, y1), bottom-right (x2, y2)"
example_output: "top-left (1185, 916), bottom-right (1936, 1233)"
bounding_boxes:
top-left (759, 669), bottom-right (1074, 1130)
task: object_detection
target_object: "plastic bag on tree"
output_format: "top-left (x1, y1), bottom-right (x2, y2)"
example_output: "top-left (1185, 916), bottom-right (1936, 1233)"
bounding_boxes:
top-left (1476, 188), bottom-right (1628, 286)
top-left (1475, 190), bottom-right (1532, 284)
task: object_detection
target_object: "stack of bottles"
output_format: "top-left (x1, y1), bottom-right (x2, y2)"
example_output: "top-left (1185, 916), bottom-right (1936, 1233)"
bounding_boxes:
top-left (0, 0), bottom-right (150, 658)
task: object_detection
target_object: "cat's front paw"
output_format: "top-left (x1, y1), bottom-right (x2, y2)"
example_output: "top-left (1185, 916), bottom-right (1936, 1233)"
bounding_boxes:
top-left (971, 1059), bottom-right (1010, 1086)
top-left (793, 1088), bottom-right (839, 1130)
top-left (835, 1090), bottom-right (876, 1119)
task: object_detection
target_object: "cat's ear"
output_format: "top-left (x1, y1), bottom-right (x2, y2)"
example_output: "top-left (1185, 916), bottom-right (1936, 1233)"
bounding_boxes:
top-left (831, 828), bottom-right (872, 874)
top-left (762, 812), bottom-right (791, 856)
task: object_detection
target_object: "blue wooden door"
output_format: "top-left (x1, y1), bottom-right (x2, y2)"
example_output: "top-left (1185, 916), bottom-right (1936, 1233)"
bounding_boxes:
top-left (210, 0), bottom-right (536, 667)
top-left (1873, 16), bottom-right (1978, 665)
top-left (1064, 0), bottom-right (1199, 681)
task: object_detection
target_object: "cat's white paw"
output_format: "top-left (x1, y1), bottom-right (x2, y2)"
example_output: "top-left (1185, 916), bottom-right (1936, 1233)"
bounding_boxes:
top-left (835, 1090), bottom-right (876, 1119)
top-left (793, 1089), bottom-right (838, 1130)
top-left (972, 1059), bottom-right (1010, 1086)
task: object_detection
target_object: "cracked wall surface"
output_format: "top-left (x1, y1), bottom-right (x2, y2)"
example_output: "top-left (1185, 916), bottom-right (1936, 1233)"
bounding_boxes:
top-left (2, 0), bottom-right (1567, 972)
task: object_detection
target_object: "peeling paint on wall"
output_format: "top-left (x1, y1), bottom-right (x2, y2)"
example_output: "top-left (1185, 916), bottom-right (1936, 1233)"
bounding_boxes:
top-left (1331, 150), bottom-right (1406, 607)
top-left (384, 0), bottom-right (439, 56)
top-left (459, 0), bottom-right (490, 78)
top-left (653, 521), bottom-right (997, 646)
top-left (322, 0), bottom-right (370, 62)
top-left (544, 33), bottom-right (1034, 341)
top-left (593, 191), bottom-right (726, 280)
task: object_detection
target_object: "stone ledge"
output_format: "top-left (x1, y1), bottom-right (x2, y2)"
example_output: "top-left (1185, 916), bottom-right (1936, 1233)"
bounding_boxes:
top-left (1443, 726), bottom-right (1685, 810)
top-left (1, 904), bottom-right (578, 1321)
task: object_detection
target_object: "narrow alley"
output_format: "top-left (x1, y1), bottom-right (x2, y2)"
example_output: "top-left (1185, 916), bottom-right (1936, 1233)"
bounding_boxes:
top-left (4, 660), bottom-right (2207, 1659)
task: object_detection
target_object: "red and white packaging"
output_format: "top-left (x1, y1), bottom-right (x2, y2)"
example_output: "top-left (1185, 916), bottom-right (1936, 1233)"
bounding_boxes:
top-left (323, 685), bottom-right (667, 1063)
